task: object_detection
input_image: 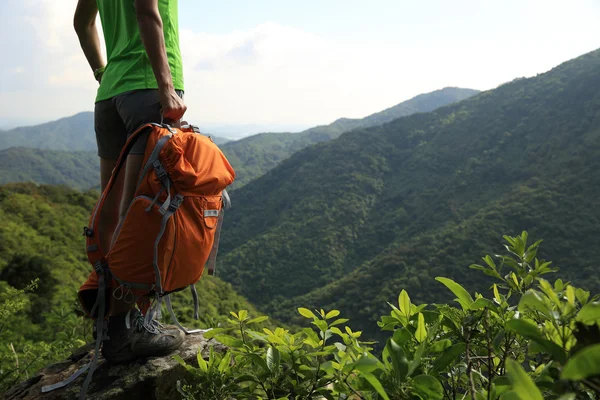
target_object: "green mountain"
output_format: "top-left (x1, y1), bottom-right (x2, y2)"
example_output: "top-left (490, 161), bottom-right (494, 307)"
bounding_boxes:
top-left (0, 112), bottom-right (230, 152)
top-left (222, 87), bottom-right (479, 188)
top-left (0, 147), bottom-right (100, 189)
top-left (218, 49), bottom-right (600, 339)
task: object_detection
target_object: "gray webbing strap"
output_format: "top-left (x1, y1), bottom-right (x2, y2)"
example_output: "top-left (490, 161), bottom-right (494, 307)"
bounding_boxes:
top-left (136, 133), bottom-right (173, 189)
top-left (190, 285), bottom-right (199, 320)
top-left (222, 189), bottom-right (231, 209)
top-left (78, 266), bottom-right (108, 400)
top-left (43, 263), bottom-right (108, 396)
top-left (152, 194), bottom-right (183, 294)
top-left (41, 363), bottom-right (90, 393)
top-left (164, 294), bottom-right (209, 335)
top-left (206, 210), bottom-right (225, 276)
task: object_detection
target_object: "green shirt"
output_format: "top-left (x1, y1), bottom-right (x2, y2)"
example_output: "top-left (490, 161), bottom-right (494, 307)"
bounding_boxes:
top-left (95, 0), bottom-right (184, 102)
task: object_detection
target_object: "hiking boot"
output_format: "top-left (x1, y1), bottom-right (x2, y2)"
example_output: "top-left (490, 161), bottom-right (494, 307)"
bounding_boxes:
top-left (101, 309), bottom-right (185, 363)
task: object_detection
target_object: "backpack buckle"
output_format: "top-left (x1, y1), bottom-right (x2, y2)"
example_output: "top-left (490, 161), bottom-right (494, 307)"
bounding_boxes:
top-left (152, 160), bottom-right (167, 180)
top-left (169, 194), bottom-right (184, 211)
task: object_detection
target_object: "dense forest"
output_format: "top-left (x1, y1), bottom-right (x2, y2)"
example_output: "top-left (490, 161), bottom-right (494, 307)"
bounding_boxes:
top-left (0, 148), bottom-right (99, 189)
top-left (218, 48), bottom-right (600, 341)
top-left (222, 87), bottom-right (479, 188)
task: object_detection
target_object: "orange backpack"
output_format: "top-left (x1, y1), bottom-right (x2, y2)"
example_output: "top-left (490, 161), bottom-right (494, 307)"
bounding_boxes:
top-left (42, 123), bottom-right (235, 397)
top-left (78, 122), bottom-right (234, 325)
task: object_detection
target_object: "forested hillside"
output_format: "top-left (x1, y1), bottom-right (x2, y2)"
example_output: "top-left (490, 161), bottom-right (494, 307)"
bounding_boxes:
top-left (222, 87), bottom-right (479, 188)
top-left (0, 148), bottom-right (99, 189)
top-left (0, 183), bottom-right (259, 387)
top-left (219, 49), bottom-right (600, 340)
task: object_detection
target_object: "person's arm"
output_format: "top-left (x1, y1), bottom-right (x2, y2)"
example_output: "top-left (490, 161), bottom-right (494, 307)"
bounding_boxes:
top-left (134, 0), bottom-right (187, 121)
top-left (74, 0), bottom-right (105, 83)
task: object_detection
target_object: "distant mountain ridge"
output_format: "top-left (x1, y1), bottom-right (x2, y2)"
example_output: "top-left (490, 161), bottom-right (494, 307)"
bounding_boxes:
top-left (0, 88), bottom-right (478, 190)
top-left (221, 87), bottom-right (480, 188)
top-left (0, 113), bottom-right (230, 153)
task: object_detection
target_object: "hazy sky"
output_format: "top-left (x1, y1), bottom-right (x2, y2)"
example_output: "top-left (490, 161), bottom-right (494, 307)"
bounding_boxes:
top-left (0, 0), bottom-right (599, 129)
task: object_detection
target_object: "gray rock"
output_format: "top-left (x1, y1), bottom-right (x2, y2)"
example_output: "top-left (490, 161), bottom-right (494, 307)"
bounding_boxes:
top-left (4, 333), bottom-right (226, 400)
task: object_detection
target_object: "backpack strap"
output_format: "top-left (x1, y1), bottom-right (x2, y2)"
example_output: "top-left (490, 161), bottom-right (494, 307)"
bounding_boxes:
top-left (42, 262), bottom-right (110, 397)
top-left (206, 189), bottom-right (231, 276)
top-left (164, 294), bottom-right (210, 335)
top-left (190, 284), bottom-right (200, 320)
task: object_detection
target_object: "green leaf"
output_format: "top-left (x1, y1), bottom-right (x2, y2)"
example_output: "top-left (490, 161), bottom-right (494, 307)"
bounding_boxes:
top-left (246, 316), bottom-right (269, 324)
top-left (238, 310), bottom-right (248, 321)
top-left (361, 372), bottom-right (390, 400)
top-left (229, 311), bottom-right (239, 320)
top-left (561, 343), bottom-right (600, 381)
top-left (506, 319), bottom-right (566, 363)
top-left (298, 308), bottom-right (316, 319)
top-left (484, 255), bottom-right (497, 270)
top-left (330, 318), bottom-right (349, 327)
top-left (196, 351), bottom-right (208, 373)
top-left (435, 277), bottom-right (474, 310)
top-left (266, 346), bottom-right (280, 372)
top-left (353, 357), bottom-right (379, 373)
top-left (214, 334), bottom-right (244, 348)
top-left (392, 328), bottom-right (412, 344)
top-left (202, 327), bottom-right (230, 339)
top-left (173, 354), bottom-right (187, 368)
top-left (313, 319), bottom-right (328, 332)
top-left (470, 297), bottom-right (494, 310)
top-left (386, 338), bottom-right (408, 381)
top-left (411, 375), bottom-right (444, 400)
top-left (399, 290), bottom-right (411, 317)
top-left (575, 288), bottom-right (590, 305)
top-left (432, 343), bottom-right (465, 372)
top-left (565, 286), bottom-right (575, 306)
top-left (493, 376), bottom-right (511, 396)
top-left (539, 279), bottom-right (561, 306)
top-left (500, 391), bottom-right (521, 400)
top-left (325, 310), bottom-right (340, 319)
top-left (557, 395), bottom-right (576, 400)
top-left (493, 284), bottom-right (502, 304)
top-left (576, 302), bottom-right (600, 325)
top-left (470, 264), bottom-right (501, 279)
top-left (518, 290), bottom-right (552, 319)
top-left (505, 359), bottom-right (543, 400)
top-left (247, 353), bottom-right (269, 373)
top-left (415, 313), bottom-right (427, 343)
top-left (429, 339), bottom-right (452, 353)
top-left (408, 342), bottom-right (425, 376)
top-left (217, 352), bottom-right (230, 373)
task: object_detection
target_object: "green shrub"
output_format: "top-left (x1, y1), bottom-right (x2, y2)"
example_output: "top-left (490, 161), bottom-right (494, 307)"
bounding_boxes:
top-left (176, 232), bottom-right (600, 399)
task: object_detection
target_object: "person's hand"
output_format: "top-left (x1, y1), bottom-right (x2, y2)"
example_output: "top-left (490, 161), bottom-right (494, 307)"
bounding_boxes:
top-left (159, 87), bottom-right (187, 122)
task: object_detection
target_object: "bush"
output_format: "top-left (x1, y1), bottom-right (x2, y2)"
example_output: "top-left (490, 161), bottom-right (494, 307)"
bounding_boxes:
top-left (176, 232), bottom-right (600, 399)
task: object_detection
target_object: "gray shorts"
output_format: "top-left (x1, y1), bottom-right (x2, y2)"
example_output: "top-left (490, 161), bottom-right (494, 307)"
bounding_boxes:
top-left (94, 89), bottom-right (184, 159)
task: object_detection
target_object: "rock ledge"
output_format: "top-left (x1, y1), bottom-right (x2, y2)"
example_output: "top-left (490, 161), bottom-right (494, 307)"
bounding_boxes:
top-left (5, 333), bottom-right (225, 400)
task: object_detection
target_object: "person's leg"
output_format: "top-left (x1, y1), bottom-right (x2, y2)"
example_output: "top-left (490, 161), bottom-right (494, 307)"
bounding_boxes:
top-left (99, 89), bottom-right (185, 363)
top-left (95, 100), bottom-right (126, 258)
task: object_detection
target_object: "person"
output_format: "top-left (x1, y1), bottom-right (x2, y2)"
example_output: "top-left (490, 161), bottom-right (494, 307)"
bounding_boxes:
top-left (74, 0), bottom-right (187, 362)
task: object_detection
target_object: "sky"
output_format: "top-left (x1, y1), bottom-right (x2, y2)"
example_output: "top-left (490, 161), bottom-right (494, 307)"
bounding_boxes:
top-left (0, 0), bottom-right (599, 131)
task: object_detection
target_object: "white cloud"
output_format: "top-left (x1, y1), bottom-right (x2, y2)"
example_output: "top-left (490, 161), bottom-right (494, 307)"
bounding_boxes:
top-left (0, 0), bottom-right (599, 128)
